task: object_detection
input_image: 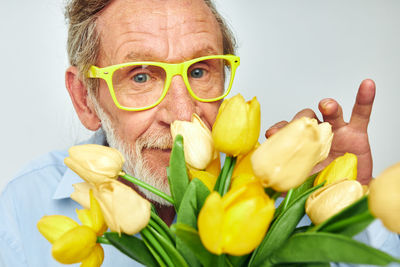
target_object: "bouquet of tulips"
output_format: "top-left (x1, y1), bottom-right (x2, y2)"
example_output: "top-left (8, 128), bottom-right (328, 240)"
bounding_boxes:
top-left (37, 94), bottom-right (400, 267)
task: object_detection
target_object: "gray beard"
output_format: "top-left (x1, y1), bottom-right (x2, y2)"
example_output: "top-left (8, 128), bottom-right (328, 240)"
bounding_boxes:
top-left (89, 95), bottom-right (173, 206)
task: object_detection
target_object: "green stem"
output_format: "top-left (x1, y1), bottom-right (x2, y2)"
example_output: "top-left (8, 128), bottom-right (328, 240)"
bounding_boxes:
top-left (142, 227), bottom-right (174, 267)
top-left (121, 173), bottom-right (174, 204)
top-left (217, 156), bottom-right (233, 194)
top-left (281, 188), bottom-right (294, 210)
top-left (142, 232), bottom-right (167, 267)
top-left (221, 157), bottom-right (237, 196)
top-left (151, 211), bottom-right (176, 244)
top-left (97, 235), bottom-right (111, 245)
top-left (148, 219), bottom-right (174, 246)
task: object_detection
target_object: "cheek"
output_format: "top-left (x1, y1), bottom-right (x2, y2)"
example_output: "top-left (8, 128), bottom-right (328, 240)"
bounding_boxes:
top-left (97, 82), bottom-right (158, 143)
top-left (197, 101), bottom-right (221, 129)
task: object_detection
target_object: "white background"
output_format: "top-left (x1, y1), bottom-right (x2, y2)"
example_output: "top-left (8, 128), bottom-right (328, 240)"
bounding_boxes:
top-left (1, 0), bottom-right (399, 192)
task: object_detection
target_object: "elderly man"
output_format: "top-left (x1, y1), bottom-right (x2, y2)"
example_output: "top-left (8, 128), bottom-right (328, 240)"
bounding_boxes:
top-left (0, 0), bottom-right (399, 266)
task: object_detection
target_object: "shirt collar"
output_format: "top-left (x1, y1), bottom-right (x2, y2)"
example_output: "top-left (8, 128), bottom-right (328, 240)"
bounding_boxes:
top-left (52, 129), bottom-right (107, 200)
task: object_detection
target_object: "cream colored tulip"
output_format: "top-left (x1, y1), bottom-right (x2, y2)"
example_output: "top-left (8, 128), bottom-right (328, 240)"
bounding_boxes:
top-left (369, 162), bottom-right (400, 233)
top-left (93, 179), bottom-right (151, 235)
top-left (251, 117), bottom-right (333, 191)
top-left (171, 114), bottom-right (216, 170)
top-left (71, 182), bottom-right (94, 209)
top-left (64, 144), bottom-right (125, 184)
top-left (306, 180), bottom-right (364, 225)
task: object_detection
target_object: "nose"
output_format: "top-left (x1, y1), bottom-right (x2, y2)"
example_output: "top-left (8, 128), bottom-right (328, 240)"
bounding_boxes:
top-left (158, 75), bottom-right (198, 124)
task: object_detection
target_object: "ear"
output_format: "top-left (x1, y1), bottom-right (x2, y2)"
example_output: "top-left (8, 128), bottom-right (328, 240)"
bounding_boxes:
top-left (65, 66), bottom-right (101, 131)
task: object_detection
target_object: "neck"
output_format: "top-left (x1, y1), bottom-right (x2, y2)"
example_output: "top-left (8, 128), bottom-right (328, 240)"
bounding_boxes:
top-left (117, 177), bottom-right (176, 225)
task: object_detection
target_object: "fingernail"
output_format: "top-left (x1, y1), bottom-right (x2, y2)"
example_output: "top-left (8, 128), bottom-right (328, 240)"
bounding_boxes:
top-left (322, 99), bottom-right (334, 110)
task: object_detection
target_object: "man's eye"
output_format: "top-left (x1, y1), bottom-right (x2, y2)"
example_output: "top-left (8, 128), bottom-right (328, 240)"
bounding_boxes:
top-left (132, 73), bottom-right (150, 83)
top-left (190, 68), bottom-right (205, 78)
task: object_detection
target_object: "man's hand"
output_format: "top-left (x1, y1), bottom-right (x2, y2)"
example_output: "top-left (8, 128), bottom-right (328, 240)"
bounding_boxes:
top-left (265, 79), bottom-right (375, 185)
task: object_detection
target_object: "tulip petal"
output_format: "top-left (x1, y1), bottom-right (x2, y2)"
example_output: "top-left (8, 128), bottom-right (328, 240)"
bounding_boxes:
top-left (111, 180), bottom-right (151, 235)
top-left (189, 169), bottom-right (217, 191)
top-left (206, 153), bottom-right (221, 177)
top-left (222, 196), bottom-right (274, 255)
top-left (252, 117), bottom-right (333, 191)
top-left (37, 215), bottom-right (79, 244)
top-left (65, 144), bottom-right (124, 184)
top-left (314, 153), bottom-right (358, 186)
top-left (71, 182), bottom-right (94, 209)
top-left (171, 114), bottom-right (215, 170)
top-left (81, 244), bottom-right (104, 267)
top-left (213, 94), bottom-right (260, 156)
top-left (369, 162), bottom-right (400, 233)
top-left (89, 190), bottom-right (107, 235)
top-left (306, 180), bottom-right (363, 225)
top-left (52, 225), bottom-right (97, 264)
top-left (198, 192), bottom-right (224, 255)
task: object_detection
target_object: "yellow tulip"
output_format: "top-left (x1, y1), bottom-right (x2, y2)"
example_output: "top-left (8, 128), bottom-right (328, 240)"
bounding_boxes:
top-left (205, 153), bottom-right (221, 177)
top-left (251, 117), bottom-right (333, 191)
top-left (314, 153), bottom-right (357, 186)
top-left (368, 162), bottom-right (400, 233)
top-left (52, 225), bottom-right (97, 264)
top-left (230, 174), bottom-right (260, 190)
top-left (37, 215), bottom-right (79, 244)
top-left (81, 244), bottom-right (104, 267)
top-left (198, 181), bottom-right (275, 255)
top-left (189, 169), bottom-right (217, 191)
top-left (37, 193), bottom-right (106, 266)
top-left (212, 94), bottom-right (261, 156)
top-left (305, 180), bottom-right (364, 225)
top-left (233, 144), bottom-right (258, 177)
top-left (64, 144), bottom-right (125, 184)
top-left (93, 179), bottom-right (151, 235)
top-left (171, 114), bottom-right (216, 170)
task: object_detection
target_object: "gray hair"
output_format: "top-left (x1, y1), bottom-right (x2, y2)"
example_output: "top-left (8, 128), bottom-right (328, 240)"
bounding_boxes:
top-left (65, 0), bottom-right (237, 96)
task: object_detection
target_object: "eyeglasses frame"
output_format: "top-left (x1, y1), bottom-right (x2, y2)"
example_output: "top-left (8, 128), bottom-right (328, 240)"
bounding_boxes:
top-left (87, 54), bottom-right (240, 111)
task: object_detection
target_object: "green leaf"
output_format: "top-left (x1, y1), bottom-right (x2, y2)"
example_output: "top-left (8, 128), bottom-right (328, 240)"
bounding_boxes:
top-left (177, 178), bottom-right (210, 228)
top-left (167, 135), bottom-right (190, 211)
top-left (309, 195), bottom-right (374, 237)
top-left (176, 178), bottom-right (211, 267)
top-left (248, 183), bottom-right (323, 267)
top-left (274, 173), bottom-right (318, 220)
top-left (171, 223), bottom-right (219, 267)
top-left (104, 232), bottom-right (158, 267)
top-left (147, 225), bottom-right (189, 267)
top-left (268, 232), bottom-right (399, 266)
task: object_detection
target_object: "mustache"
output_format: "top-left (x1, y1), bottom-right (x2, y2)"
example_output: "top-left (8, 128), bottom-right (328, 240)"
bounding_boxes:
top-left (136, 130), bottom-right (173, 150)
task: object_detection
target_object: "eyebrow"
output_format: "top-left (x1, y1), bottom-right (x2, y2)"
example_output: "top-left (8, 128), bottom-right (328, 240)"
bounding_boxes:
top-left (123, 45), bottom-right (221, 63)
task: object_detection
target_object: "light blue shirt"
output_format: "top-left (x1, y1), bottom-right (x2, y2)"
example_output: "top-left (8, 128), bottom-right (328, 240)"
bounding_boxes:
top-left (0, 130), bottom-right (399, 267)
top-left (0, 130), bottom-right (142, 267)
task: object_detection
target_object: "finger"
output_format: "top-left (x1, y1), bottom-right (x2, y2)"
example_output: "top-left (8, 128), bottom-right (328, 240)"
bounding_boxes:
top-left (318, 98), bottom-right (346, 130)
top-left (292, 108), bottom-right (321, 122)
top-left (349, 79), bottom-right (376, 131)
top-left (265, 120), bottom-right (288, 138)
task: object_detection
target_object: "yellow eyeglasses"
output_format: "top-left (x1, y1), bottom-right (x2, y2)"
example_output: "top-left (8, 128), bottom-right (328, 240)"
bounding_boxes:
top-left (87, 54), bottom-right (240, 111)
